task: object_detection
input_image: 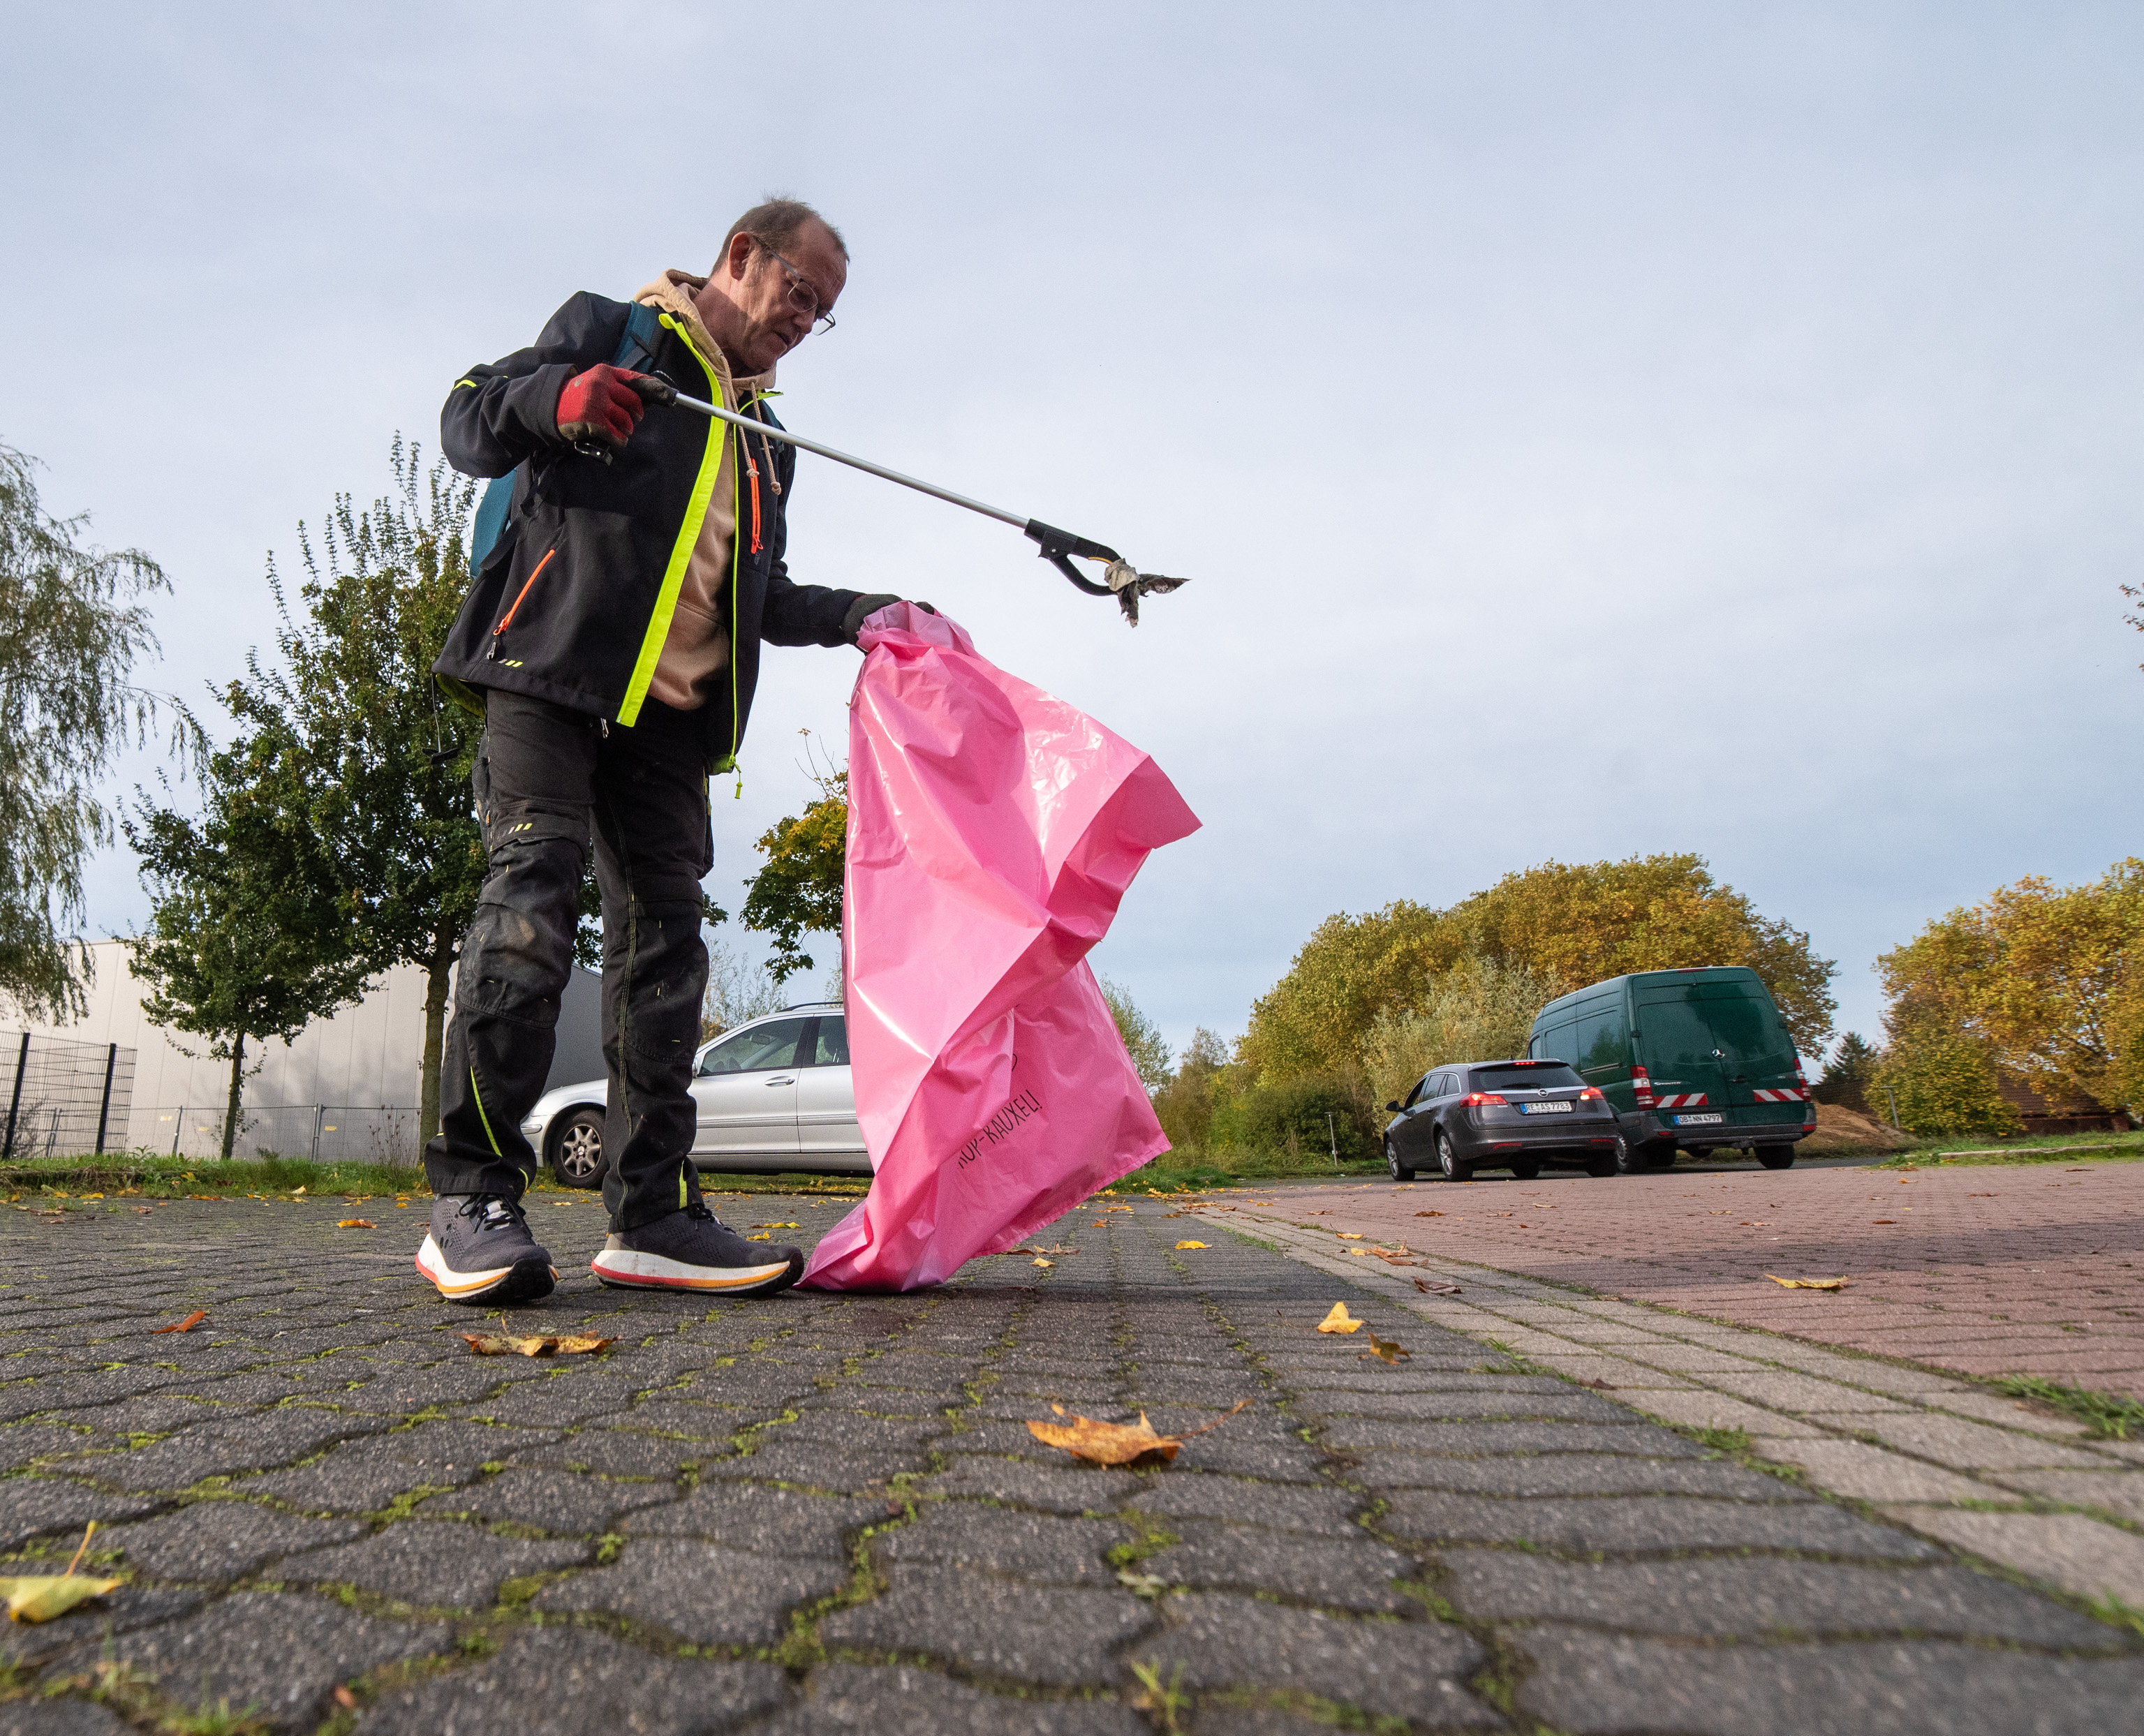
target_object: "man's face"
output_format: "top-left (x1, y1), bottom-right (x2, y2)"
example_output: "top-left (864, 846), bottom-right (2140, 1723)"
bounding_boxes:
top-left (711, 220), bottom-right (847, 374)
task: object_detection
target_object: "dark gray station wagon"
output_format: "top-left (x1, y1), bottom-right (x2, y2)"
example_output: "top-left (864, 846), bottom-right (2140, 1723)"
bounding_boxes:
top-left (1382, 1059), bottom-right (1621, 1182)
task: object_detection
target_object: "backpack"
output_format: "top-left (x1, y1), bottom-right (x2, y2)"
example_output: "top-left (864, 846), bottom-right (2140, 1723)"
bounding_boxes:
top-left (468, 300), bottom-right (666, 570)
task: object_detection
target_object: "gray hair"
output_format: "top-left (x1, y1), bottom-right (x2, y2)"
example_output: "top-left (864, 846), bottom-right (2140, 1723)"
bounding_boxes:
top-left (719, 197), bottom-right (848, 266)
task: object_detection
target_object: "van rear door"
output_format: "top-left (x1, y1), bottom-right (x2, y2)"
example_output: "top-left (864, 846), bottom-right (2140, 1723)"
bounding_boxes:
top-left (1699, 984), bottom-right (1804, 1129)
top-left (1630, 988), bottom-right (1731, 1131)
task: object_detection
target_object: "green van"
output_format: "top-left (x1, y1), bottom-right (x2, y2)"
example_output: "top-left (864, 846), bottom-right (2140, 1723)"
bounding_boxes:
top-left (1525, 967), bottom-right (1813, 1173)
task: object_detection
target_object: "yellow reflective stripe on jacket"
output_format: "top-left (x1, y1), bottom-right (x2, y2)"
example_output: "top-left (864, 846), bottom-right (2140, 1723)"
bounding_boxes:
top-left (616, 313), bottom-right (726, 727)
top-left (453, 378), bottom-right (480, 390)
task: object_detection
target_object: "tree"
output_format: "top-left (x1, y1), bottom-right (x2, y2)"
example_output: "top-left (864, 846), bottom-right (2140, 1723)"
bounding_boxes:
top-left (701, 939), bottom-right (783, 1042)
top-left (1867, 1013), bottom-right (2018, 1137)
top-left (1361, 958), bottom-right (1565, 1111)
top-left (1099, 976), bottom-right (1172, 1092)
top-left (1240, 855), bottom-right (1836, 1085)
top-left (1153, 1027), bottom-right (1230, 1152)
top-left (223, 442), bottom-right (500, 1144)
top-left (740, 739), bottom-right (845, 985)
top-left (1875, 860), bottom-right (2144, 1113)
top-left (1812, 1032), bottom-right (1879, 1115)
top-left (0, 442), bottom-right (195, 1021)
top-left (127, 734), bottom-right (371, 1155)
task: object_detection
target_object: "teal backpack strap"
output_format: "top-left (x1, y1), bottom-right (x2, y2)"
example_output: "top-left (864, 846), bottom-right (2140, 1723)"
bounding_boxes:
top-left (472, 302), bottom-right (666, 569)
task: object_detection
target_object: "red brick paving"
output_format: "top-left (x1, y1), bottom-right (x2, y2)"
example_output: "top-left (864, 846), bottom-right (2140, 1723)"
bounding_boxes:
top-left (1223, 1157), bottom-right (2144, 1400)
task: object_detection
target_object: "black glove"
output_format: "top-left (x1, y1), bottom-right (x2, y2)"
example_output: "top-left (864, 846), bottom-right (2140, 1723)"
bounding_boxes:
top-left (841, 593), bottom-right (933, 644)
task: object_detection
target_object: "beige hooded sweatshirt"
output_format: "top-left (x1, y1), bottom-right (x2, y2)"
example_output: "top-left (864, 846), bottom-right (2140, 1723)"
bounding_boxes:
top-left (633, 270), bottom-right (774, 713)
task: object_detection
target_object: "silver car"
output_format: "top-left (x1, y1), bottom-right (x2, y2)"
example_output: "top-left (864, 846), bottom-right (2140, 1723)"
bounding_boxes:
top-left (519, 1002), bottom-right (867, 1188)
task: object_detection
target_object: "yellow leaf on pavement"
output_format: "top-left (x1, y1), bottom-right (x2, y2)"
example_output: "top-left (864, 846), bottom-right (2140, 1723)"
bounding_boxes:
top-left (336, 1219), bottom-right (375, 1229)
top-left (1033, 1258), bottom-right (1054, 1268)
top-left (461, 1333), bottom-right (615, 1358)
top-left (1336, 1232), bottom-right (1363, 1240)
top-left (1026, 1399), bottom-right (1249, 1467)
top-left (1764, 1274), bottom-right (1850, 1291)
top-left (1175, 1240), bottom-right (1208, 1250)
top-left (753, 1222), bottom-right (799, 1229)
top-left (1361, 1332), bottom-right (1412, 1363)
top-left (1317, 1303), bottom-right (1363, 1335)
top-left (2, 1573), bottom-right (122, 1623)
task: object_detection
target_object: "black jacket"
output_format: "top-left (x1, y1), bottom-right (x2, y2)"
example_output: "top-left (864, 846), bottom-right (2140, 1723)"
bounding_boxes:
top-left (434, 292), bottom-right (863, 769)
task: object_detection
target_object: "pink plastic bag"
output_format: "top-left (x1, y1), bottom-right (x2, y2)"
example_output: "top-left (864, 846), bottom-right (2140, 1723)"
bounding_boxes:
top-left (799, 602), bottom-right (1199, 1291)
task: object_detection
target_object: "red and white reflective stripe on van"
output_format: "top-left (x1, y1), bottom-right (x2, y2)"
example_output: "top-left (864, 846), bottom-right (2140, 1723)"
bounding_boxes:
top-left (1655, 1092), bottom-right (1709, 1109)
top-left (1752, 1088), bottom-right (1809, 1103)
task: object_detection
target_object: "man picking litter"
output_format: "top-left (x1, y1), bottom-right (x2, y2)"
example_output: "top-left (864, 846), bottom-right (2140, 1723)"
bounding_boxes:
top-left (417, 198), bottom-right (915, 1305)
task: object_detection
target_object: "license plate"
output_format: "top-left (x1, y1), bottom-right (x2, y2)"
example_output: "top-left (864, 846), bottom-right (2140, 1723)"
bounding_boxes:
top-left (1518, 1101), bottom-right (1574, 1115)
top-left (1674, 1112), bottom-right (1724, 1126)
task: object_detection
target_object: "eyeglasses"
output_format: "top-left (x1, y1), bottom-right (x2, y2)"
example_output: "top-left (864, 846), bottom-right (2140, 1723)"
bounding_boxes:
top-left (760, 244), bottom-right (836, 335)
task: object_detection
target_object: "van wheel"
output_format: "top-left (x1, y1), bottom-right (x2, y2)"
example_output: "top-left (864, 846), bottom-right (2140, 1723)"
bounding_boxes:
top-left (1583, 1155), bottom-right (1618, 1178)
top-left (1435, 1129), bottom-right (1469, 1182)
top-left (1758, 1148), bottom-right (1796, 1170)
top-left (1644, 1145), bottom-right (1677, 1169)
top-left (1385, 1140), bottom-right (1414, 1182)
top-left (1613, 1134), bottom-right (1645, 1175)
top-left (549, 1108), bottom-right (608, 1189)
top-left (1509, 1160), bottom-right (1541, 1180)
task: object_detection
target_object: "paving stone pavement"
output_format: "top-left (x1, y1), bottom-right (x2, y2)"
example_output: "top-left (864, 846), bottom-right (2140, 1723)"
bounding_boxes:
top-left (0, 1192), bottom-right (2138, 1735)
top-left (1252, 1155), bottom-right (2144, 1395)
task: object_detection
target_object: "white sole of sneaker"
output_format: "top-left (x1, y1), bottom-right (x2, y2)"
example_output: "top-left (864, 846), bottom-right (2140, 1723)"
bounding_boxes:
top-left (416, 1234), bottom-right (559, 1302)
top-left (589, 1247), bottom-right (795, 1293)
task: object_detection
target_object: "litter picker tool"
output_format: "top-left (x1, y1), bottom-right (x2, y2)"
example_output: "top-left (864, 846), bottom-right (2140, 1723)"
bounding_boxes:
top-left (604, 377), bottom-right (1188, 625)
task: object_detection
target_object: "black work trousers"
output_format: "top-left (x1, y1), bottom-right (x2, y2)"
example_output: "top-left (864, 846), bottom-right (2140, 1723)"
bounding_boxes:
top-left (424, 690), bottom-right (712, 1231)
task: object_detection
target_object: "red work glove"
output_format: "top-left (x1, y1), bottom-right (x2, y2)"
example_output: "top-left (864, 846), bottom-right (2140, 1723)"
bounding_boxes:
top-left (556, 364), bottom-right (655, 448)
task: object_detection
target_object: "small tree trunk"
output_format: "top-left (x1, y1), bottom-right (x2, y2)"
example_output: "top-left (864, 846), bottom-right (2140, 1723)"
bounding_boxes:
top-left (221, 1032), bottom-right (246, 1159)
top-left (419, 926), bottom-right (452, 1148)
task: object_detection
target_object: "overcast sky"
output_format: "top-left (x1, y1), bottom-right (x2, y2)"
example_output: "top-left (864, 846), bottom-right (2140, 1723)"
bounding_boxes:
top-left (6, 2), bottom-right (2139, 1062)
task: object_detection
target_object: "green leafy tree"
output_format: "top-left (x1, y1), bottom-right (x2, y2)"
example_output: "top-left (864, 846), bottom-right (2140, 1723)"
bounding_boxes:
top-left (1867, 1014), bottom-right (2018, 1137)
top-left (0, 442), bottom-right (196, 1021)
top-left (126, 734), bottom-right (372, 1155)
top-left (1153, 1027), bottom-right (1230, 1152)
top-left (741, 742), bottom-right (845, 986)
top-left (1812, 1031), bottom-right (1879, 1114)
top-left (1099, 976), bottom-right (1173, 1092)
top-left (223, 442), bottom-right (503, 1144)
top-left (1361, 958), bottom-right (1567, 1111)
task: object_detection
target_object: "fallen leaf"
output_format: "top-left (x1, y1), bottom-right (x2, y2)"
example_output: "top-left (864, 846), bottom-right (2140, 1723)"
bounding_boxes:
top-left (1968, 1192), bottom-right (1997, 1197)
top-left (1032, 1258), bottom-right (1054, 1269)
top-left (1414, 1210), bottom-right (1444, 1218)
top-left (1360, 1333), bottom-right (1412, 1363)
top-left (1317, 1303), bottom-right (1364, 1334)
top-left (1575, 1377), bottom-right (1615, 1389)
top-left (461, 1333), bottom-right (615, 1358)
top-left (336, 1219), bottom-right (376, 1229)
top-left (745, 1233), bottom-right (772, 1241)
top-left (332, 1686), bottom-right (358, 1710)
top-left (1336, 1232), bottom-right (1364, 1240)
top-left (151, 1311), bottom-right (207, 1335)
top-left (1412, 1278), bottom-right (1463, 1295)
top-left (1026, 1399), bottom-right (1250, 1467)
top-left (1871, 1219), bottom-right (1896, 1225)
top-left (1091, 1219), bottom-right (1109, 1226)
top-left (1764, 1274), bottom-right (1850, 1291)
top-left (2, 1573), bottom-right (122, 1623)
top-left (753, 1222), bottom-right (799, 1229)
top-left (1304, 1209), bottom-right (1331, 1216)
top-left (1175, 1240), bottom-right (1208, 1250)
top-left (292, 1186), bottom-right (306, 1196)
top-left (131, 1206), bottom-right (154, 1215)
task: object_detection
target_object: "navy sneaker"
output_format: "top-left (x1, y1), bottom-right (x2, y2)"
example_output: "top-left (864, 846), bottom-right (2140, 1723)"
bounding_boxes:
top-left (590, 1203), bottom-right (803, 1296)
top-left (417, 1194), bottom-right (558, 1304)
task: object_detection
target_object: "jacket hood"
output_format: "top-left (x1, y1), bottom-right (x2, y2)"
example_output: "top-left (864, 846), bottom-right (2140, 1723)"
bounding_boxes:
top-left (634, 271), bottom-right (774, 399)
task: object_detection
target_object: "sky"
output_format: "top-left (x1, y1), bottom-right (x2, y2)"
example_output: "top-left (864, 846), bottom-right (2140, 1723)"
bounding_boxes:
top-left (5, 1), bottom-right (2141, 1064)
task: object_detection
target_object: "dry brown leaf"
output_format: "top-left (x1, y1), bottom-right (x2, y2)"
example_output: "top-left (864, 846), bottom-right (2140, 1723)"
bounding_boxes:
top-left (1175, 1240), bottom-right (1208, 1250)
top-left (151, 1311), bottom-right (207, 1335)
top-left (1360, 1333), bottom-right (1412, 1363)
top-left (332, 1686), bottom-right (359, 1710)
top-left (1764, 1274), bottom-right (1850, 1291)
top-left (336, 1219), bottom-right (376, 1229)
top-left (1575, 1377), bottom-right (1614, 1390)
top-left (461, 1332), bottom-right (615, 1358)
top-left (1317, 1303), bottom-right (1363, 1335)
top-left (1026, 1399), bottom-right (1250, 1467)
top-left (1412, 1278), bottom-right (1463, 1296)
top-left (1414, 1210), bottom-right (1444, 1218)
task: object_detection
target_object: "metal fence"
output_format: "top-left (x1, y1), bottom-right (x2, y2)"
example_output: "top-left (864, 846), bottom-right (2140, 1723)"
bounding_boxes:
top-left (144, 1105), bottom-right (424, 1164)
top-left (0, 1031), bottom-right (136, 1159)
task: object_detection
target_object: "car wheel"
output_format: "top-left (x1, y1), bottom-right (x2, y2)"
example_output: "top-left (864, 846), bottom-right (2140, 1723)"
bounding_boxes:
top-left (1385, 1139), bottom-right (1414, 1182)
top-left (1613, 1134), bottom-right (1645, 1175)
top-left (549, 1108), bottom-right (608, 1189)
top-left (1435, 1129), bottom-right (1468, 1182)
top-left (1758, 1148), bottom-right (1796, 1170)
top-left (1509, 1159), bottom-right (1541, 1180)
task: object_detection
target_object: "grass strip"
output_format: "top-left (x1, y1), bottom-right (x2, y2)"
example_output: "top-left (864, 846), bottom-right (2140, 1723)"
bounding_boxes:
top-left (1990, 1374), bottom-right (2144, 1441)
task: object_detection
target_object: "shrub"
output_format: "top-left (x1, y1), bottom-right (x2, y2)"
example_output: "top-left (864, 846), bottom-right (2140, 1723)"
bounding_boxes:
top-left (1869, 1019), bottom-right (2019, 1136)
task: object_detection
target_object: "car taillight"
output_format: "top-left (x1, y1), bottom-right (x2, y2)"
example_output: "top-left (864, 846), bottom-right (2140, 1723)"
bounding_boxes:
top-left (1463, 1092), bottom-right (1507, 1107)
top-left (1794, 1058), bottom-right (1809, 1088)
top-left (1631, 1064), bottom-right (1656, 1109)
top-left (1578, 1087), bottom-right (1604, 1101)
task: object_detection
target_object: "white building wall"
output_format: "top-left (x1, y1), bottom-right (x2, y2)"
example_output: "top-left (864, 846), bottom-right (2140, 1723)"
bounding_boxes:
top-left (17, 940), bottom-right (605, 1150)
